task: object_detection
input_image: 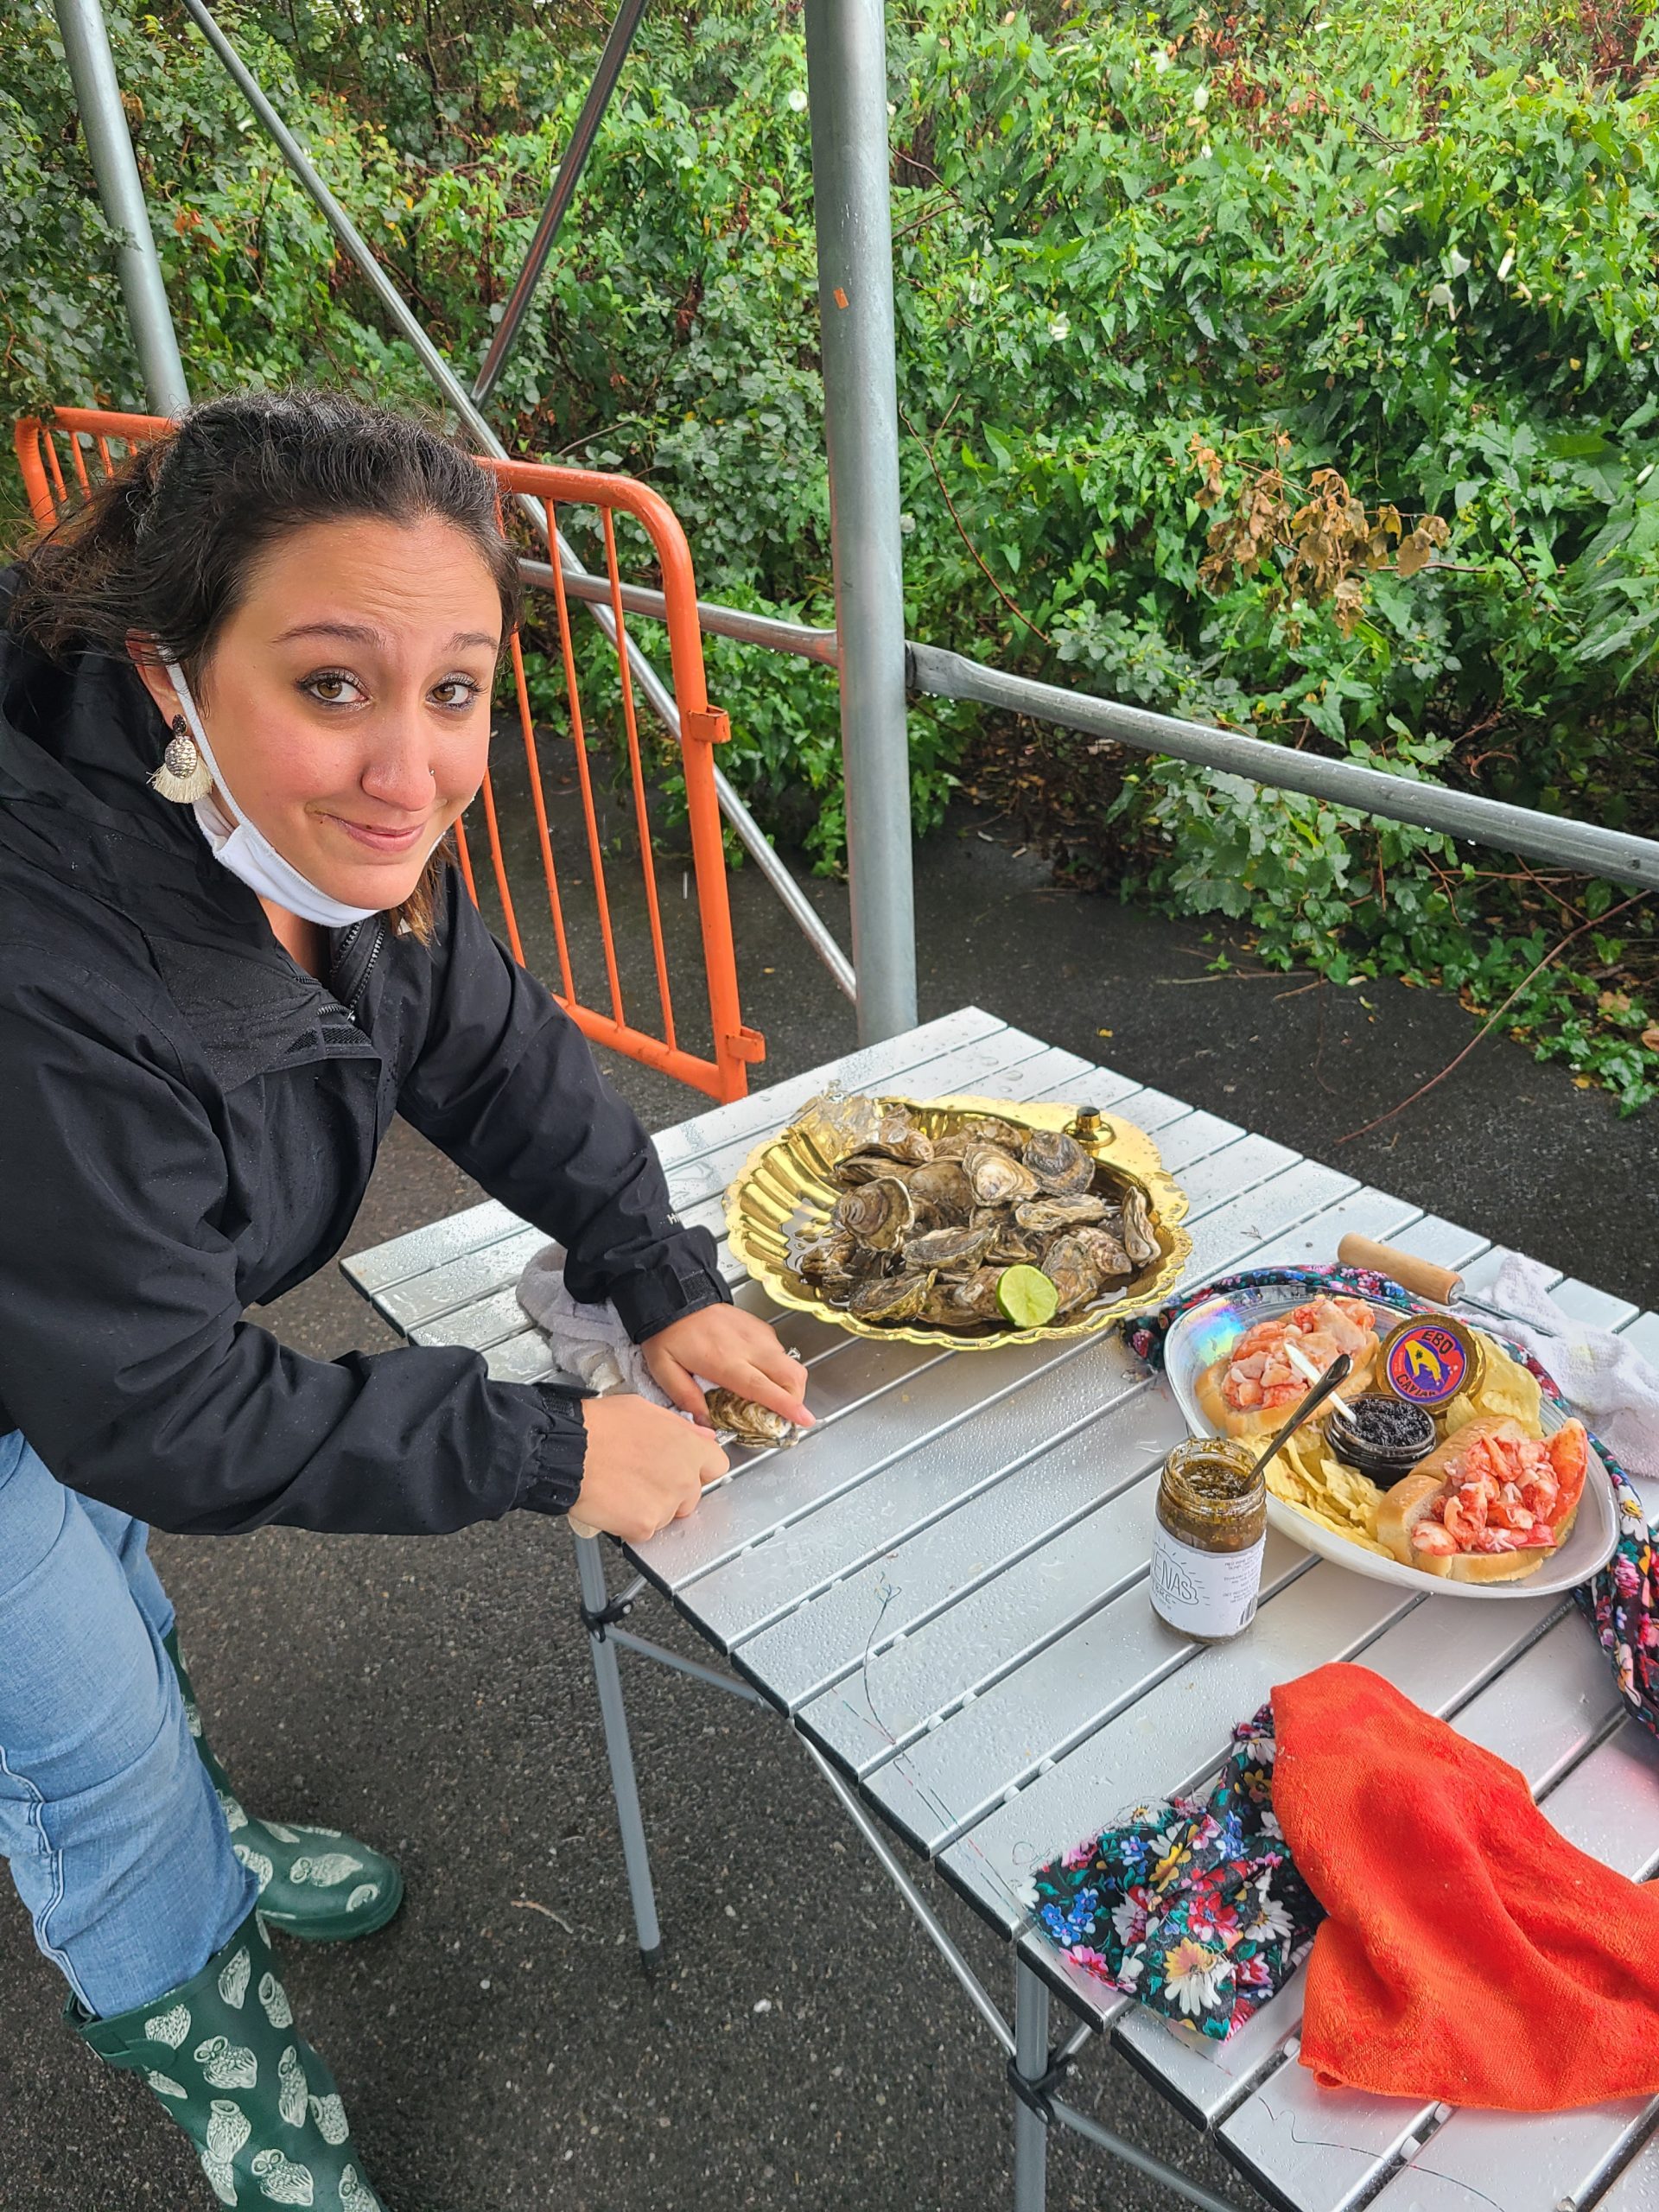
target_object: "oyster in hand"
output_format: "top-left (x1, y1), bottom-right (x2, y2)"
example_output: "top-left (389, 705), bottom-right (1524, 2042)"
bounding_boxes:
top-left (705, 1390), bottom-right (799, 1450)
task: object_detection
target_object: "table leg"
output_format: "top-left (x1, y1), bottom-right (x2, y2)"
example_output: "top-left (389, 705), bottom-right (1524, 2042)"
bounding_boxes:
top-left (575, 1532), bottom-right (663, 1968)
top-left (1013, 1956), bottom-right (1051, 2212)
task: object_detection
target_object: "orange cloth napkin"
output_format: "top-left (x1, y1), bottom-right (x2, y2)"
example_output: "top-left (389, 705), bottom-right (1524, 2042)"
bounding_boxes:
top-left (1273, 1662), bottom-right (1659, 2110)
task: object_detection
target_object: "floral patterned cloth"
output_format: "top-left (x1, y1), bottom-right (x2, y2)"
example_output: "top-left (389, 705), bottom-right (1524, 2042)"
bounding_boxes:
top-left (1029, 1705), bottom-right (1325, 2041)
top-left (1574, 1471), bottom-right (1659, 1727)
top-left (1126, 1266), bottom-right (1659, 1745)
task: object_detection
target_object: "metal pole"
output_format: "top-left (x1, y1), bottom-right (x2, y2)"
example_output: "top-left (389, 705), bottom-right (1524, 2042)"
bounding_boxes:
top-left (574, 1535), bottom-right (664, 1967)
top-left (798, 1735), bottom-right (1016, 2058)
top-left (1047, 2099), bottom-right (1255, 2212)
top-left (607, 1627), bottom-right (772, 1706)
top-left (54, 0), bottom-right (189, 413)
top-left (804, 0), bottom-right (918, 1046)
top-left (472, 0), bottom-right (650, 404)
top-left (1012, 1956), bottom-right (1051, 2212)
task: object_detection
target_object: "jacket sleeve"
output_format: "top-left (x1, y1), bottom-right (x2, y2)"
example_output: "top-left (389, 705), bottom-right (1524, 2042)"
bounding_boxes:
top-left (394, 869), bottom-right (730, 1342)
top-left (0, 953), bottom-right (587, 1537)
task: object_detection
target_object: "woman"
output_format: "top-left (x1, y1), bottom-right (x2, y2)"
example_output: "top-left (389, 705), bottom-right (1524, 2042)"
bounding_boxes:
top-left (0, 391), bottom-right (810, 2211)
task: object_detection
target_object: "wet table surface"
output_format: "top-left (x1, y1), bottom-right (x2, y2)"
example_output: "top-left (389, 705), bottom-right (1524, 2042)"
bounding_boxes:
top-left (345, 1006), bottom-right (1659, 2212)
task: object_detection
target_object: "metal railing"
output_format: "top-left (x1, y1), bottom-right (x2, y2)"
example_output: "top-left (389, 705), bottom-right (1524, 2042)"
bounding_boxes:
top-left (16, 408), bottom-right (766, 1103)
top-left (543, 563), bottom-right (1659, 893)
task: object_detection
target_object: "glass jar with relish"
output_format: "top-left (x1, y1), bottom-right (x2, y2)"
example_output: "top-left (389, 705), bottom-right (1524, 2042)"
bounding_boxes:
top-left (1148, 1437), bottom-right (1268, 1643)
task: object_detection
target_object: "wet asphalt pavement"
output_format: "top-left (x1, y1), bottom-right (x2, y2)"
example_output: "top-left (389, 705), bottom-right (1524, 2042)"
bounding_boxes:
top-left (4, 795), bottom-right (1656, 2212)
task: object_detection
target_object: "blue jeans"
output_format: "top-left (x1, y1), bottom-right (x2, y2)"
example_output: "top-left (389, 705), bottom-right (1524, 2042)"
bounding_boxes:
top-left (0, 1430), bottom-right (257, 2018)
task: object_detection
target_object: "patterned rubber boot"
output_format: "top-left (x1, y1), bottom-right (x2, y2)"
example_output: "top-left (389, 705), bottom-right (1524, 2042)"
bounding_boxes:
top-left (165, 1629), bottom-right (404, 1943)
top-left (75, 1909), bottom-right (386, 2209)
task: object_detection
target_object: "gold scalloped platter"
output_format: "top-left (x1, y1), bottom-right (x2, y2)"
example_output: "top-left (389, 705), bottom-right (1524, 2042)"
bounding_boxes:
top-left (724, 1093), bottom-right (1192, 1351)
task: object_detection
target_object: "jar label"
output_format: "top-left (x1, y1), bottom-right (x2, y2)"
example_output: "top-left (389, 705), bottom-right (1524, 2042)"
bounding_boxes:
top-left (1148, 1526), bottom-right (1266, 1638)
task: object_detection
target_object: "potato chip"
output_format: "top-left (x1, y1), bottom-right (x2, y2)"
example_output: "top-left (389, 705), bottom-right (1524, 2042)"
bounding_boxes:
top-left (1255, 1331), bottom-right (1547, 1560)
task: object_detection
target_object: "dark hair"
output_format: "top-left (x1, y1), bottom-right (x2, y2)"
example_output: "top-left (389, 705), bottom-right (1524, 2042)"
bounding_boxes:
top-left (9, 390), bottom-right (522, 939)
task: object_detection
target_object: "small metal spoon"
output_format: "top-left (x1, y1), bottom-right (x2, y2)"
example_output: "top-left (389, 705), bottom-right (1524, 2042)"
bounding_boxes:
top-left (1248, 1351), bottom-right (1354, 1482)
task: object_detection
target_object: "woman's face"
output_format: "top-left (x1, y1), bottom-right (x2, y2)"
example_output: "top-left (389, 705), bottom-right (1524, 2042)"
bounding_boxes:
top-left (135, 513), bottom-right (503, 910)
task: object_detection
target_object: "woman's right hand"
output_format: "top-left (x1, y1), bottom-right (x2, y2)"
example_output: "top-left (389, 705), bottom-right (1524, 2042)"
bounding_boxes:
top-left (573, 1395), bottom-right (731, 1542)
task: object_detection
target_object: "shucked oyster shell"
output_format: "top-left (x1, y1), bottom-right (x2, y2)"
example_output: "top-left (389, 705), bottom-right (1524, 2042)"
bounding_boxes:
top-left (833, 1174), bottom-right (914, 1252)
top-left (938, 1266), bottom-right (1008, 1319)
top-left (983, 1224), bottom-right (1046, 1267)
top-left (870, 1109), bottom-right (936, 1166)
top-left (1020, 1128), bottom-right (1096, 1198)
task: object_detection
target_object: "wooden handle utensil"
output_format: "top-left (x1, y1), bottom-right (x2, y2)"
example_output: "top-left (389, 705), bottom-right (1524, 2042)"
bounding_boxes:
top-left (1337, 1234), bottom-right (1463, 1306)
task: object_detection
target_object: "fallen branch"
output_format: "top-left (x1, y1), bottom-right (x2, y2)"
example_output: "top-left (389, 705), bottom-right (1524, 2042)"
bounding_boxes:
top-left (1335, 891), bottom-right (1649, 1144)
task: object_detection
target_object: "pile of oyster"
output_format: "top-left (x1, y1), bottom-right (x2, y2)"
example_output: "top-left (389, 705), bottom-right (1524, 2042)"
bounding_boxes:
top-left (791, 1101), bottom-right (1160, 1331)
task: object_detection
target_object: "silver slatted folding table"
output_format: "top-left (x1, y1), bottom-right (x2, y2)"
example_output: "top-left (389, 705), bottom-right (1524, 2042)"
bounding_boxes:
top-left (344, 1006), bottom-right (1659, 2212)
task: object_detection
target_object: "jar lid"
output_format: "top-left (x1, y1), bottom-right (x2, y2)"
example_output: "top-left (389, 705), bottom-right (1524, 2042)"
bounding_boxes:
top-left (1376, 1315), bottom-right (1483, 1408)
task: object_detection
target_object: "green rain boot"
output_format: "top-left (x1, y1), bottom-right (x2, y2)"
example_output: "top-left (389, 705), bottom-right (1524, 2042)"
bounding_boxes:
top-left (76, 1909), bottom-right (387, 2209)
top-left (166, 1630), bottom-right (404, 1944)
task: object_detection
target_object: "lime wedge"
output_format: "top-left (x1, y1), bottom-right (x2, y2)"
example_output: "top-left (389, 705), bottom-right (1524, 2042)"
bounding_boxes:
top-left (995, 1263), bottom-right (1059, 1329)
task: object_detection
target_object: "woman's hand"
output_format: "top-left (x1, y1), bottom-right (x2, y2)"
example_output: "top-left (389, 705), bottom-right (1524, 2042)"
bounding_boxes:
top-left (574, 1396), bottom-right (730, 1542)
top-left (642, 1304), bottom-right (814, 1430)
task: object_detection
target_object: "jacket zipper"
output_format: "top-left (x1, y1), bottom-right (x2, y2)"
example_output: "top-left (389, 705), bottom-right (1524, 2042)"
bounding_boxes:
top-left (345, 911), bottom-right (387, 1021)
top-left (343, 918), bottom-right (385, 1027)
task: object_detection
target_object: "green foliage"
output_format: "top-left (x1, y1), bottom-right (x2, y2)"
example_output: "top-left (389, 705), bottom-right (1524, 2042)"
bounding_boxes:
top-left (3, 0), bottom-right (1656, 1101)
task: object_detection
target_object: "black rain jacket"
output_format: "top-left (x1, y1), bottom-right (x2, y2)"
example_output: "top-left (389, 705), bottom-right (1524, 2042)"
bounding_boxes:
top-left (0, 575), bottom-right (728, 1536)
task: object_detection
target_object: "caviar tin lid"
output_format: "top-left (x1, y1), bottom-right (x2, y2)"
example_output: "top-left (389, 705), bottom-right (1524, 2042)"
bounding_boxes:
top-left (1376, 1313), bottom-right (1484, 1408)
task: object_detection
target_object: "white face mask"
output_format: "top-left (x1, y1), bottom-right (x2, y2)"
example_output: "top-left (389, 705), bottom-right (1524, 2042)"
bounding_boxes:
top-left (162, 658), bottom-right (383, 931)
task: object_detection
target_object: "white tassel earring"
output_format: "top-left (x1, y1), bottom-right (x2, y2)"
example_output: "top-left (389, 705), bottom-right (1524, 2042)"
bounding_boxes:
top-left (149, 714), bottom-right (214, 804)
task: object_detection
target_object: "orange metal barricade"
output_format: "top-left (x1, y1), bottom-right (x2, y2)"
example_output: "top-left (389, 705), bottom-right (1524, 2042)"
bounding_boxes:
top-left (13, 408), bottom-right (763, 1101)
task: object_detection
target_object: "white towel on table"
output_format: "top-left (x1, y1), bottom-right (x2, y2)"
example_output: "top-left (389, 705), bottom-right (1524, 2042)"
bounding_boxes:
top-left (514, 1243), bottom-right (700, 1413)
top-left (1485, 1255), bottom-right (1659, 1485)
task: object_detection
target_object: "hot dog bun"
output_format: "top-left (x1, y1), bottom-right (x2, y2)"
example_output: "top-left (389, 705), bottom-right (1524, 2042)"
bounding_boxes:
top-left (1196, 1341), bottom-right (1378, 1439)
top-left (1375, 1415), bottom-right (1579, 1583)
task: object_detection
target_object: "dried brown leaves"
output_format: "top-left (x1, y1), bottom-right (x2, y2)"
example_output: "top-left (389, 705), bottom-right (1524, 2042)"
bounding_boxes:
top-left (1192, 435), bottom-right (1449, 633)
